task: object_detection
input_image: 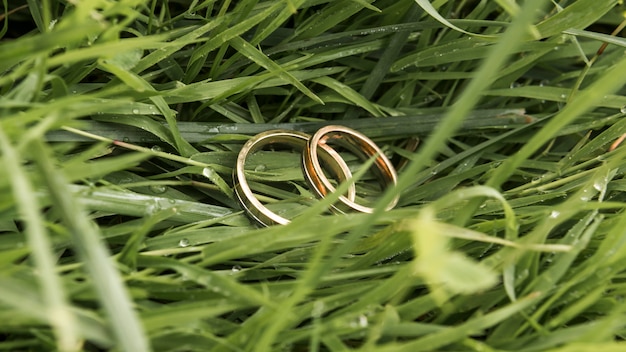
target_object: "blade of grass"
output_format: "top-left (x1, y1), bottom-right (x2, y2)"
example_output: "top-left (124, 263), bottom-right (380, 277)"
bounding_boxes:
top-left (0, 127), bottom-right (80, 351)
top-left (229, 36), bottom-right (323, 104)
top-left (30, 140), bottom-right (150, 352)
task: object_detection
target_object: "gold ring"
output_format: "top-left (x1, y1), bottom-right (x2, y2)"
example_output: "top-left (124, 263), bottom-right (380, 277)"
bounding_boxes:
top-left (303, 125), bottom-right (398, 213)
top-left (233, 129), bottom-right (356, 226)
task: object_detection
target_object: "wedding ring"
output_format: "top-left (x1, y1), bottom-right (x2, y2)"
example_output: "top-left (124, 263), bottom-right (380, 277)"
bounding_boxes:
top-left (233, 130), bottom-right (356, 226)
top-left (303, 125), bottom-right (398, 213)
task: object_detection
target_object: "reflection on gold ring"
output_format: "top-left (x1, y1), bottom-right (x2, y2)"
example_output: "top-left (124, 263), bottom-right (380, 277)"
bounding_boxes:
top-left (302, 125), bottom-right (398, 213)
top-left (233, 129), bottom-right (356, 226)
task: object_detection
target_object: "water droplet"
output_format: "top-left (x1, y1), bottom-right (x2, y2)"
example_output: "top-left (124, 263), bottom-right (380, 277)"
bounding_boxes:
top-left (549, 210), bottom-right (560, 219)
top-left (539, 79), bottom-right (549, 87)
top-left (231, 265), bottom-right (242, 272)
top-left (560, 94), bottom-right (567, 99)
top-left (254, 164), bottom-right (267, 172)
top-left (510, 82), bottom-right (521, 89)
top-left (119, 177), bottom-right (132, 184)
top-left (593, 181), bottom-right (604, 192)
top-left (620, 105), bottom-right (626, 114)
top-left (312, 301), bottom-right (325, 318)
top-left (151, 145), bottom-right (162, 152)
top-left (516, 269), bottom-right (530, 280)
top-left (179, 238), bottom-right (190, 247)
top-left (145, 199), bottom-right (162, 214)
top-left (132, 108), bottom-right (140, 114)
top-left (202, 167), bottom-right (215, 179)
top-left (149, 184), bottom-right (167, 194)
top-left (357, 315), bottom-right (368, 328)
top-left (122, 137), bottom-right (130, 143)
top-left (580, 189), bottom-right (591, 201)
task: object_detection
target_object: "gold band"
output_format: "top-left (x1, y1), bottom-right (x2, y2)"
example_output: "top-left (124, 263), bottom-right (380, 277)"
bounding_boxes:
top-left (233, 129), bottom-right (356, 226)
top-left (302, 125), bottom-right (398, 213)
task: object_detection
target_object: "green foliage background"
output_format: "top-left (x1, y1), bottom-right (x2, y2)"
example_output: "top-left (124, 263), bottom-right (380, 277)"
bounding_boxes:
top-left (2, 0), bottom-right (626, 351)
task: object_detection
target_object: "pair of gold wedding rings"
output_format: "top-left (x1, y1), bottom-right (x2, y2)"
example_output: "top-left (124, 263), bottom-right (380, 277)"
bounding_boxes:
top-left (233, 125), bottom-right (399, 227)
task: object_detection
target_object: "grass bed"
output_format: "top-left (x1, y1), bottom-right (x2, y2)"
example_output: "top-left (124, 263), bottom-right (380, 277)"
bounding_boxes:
top-left (2, 0), bottom-right (626, 351)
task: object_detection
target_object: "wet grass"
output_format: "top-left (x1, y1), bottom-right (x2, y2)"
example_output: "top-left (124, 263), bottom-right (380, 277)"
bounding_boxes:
top-left (2, 0), bottom-right (626, 351)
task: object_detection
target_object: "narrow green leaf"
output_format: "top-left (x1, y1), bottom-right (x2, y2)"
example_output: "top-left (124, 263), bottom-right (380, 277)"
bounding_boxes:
top-left (413, 0), bottom-right (497, 39)
top-left (229, 36), bottom-right (323, 104)
top-left (30, 141), bottom-right (150, 352)
top-left (0, 129), bottom-right (80, 352)
top-left (312, 76), bottom-right (384, 116)
top-left (535, 0), bottom-right (619, 39)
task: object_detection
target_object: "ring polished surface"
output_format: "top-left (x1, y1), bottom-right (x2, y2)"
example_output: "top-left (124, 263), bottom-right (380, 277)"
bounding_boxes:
top-left (303, 125), bottom-right (398, 213)
top-left (233, 129), bottom-right (356, 226)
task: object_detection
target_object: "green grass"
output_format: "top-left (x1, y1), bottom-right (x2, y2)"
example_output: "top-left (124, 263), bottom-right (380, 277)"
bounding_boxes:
top-left (2, 0), bottom-right (626, 351)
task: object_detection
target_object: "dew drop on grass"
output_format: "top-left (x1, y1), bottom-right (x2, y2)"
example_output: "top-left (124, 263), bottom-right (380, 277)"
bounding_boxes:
top-left (620, 105), bottom-right (626, 114)
top-left (510, 81), bottom-right (521, 89)
top-left (122, 137), bottom-right (130, 142)
top-left (132, 108), bottom-right (140, 114)
top-left (254, 164), bottom-right (267, 172)
top-left (119, 177), bottom-right (132, 184)
top-left (179, 238), bottom-right (190, 247)
top-left (312, 301), bottom-right (325, 318)
top-left (357, 315), bottom-right (368, 328)
top-left (593, 181), bottom-right (604, 192)
top-left (149, 184), bottom-right (167, 194)
top-left (231, 265), bottom-right (242, 272)
top-left (580, 189), bottom-right (591, 201)
top-left (151, 145), bottom-right (162, 152)
top-left (549, 210), bottom-right (560, 219)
